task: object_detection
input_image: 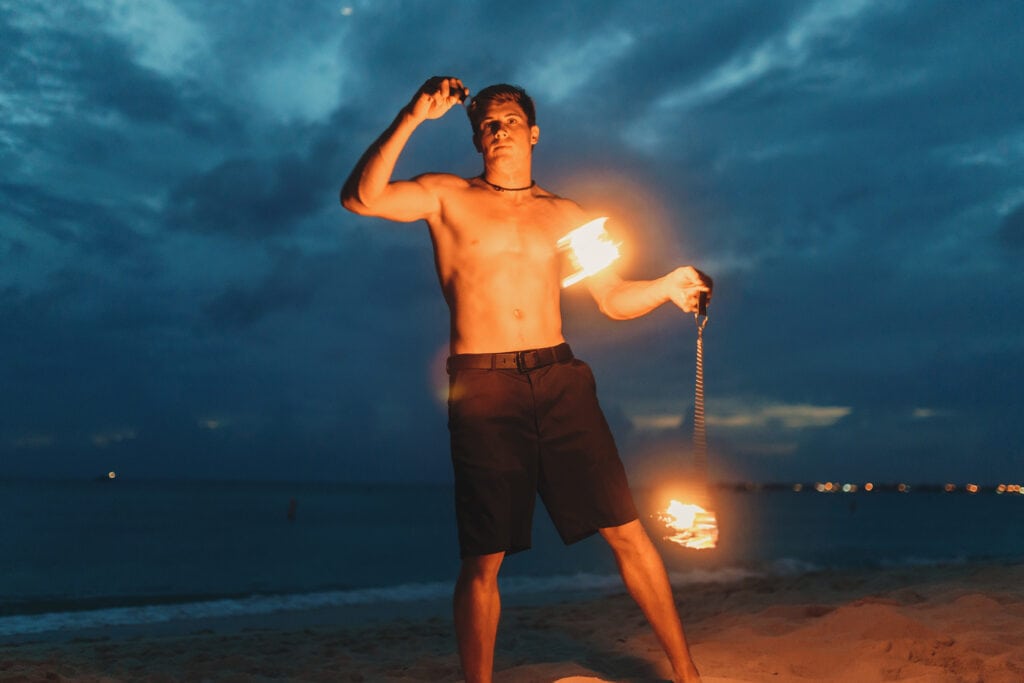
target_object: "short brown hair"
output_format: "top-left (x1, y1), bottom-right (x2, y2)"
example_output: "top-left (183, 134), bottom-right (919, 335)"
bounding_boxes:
top-left (467, 84), bottom-right (537, 137)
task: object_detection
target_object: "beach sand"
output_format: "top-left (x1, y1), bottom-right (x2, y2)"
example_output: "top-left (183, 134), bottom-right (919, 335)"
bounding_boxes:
top-left (2, 562), bottom-right (1022, 682)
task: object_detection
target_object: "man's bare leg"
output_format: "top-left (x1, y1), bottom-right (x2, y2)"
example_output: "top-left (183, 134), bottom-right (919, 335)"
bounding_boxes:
top-left (453, 551), bottom-right (505, 683)
top-left (600, 519), bottom-right (702, 683)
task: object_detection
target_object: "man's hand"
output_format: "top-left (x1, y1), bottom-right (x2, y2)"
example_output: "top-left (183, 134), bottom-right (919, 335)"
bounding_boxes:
top-left (407, 76), bottom-right (469, 123)
top-left (663, 266), bottom-right (713, 313)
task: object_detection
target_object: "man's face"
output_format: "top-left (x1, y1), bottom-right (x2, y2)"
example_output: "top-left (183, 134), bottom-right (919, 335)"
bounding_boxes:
top-left (474, 100), bottom-right (540, 163)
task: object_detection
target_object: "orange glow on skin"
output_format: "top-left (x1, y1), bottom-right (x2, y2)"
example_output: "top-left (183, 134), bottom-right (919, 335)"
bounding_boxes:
top-left (556, 169), bottom-right (677, 276)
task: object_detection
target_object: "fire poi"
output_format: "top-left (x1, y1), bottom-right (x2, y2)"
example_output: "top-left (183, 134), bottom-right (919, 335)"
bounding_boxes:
top-left (558, 217), bottom-right (621, 287)
top-left (658, 290), bottom-right (719, 549)
top-left (660, 499), bottom-right (718, 549)
top-left (558, 217), bottom-right (718, 549)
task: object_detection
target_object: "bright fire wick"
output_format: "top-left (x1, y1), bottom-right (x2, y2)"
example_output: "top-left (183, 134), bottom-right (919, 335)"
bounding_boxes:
top-left (659, 499), bottom-right (719, 550)
top-left (558, 217), bottom-right (621, 288)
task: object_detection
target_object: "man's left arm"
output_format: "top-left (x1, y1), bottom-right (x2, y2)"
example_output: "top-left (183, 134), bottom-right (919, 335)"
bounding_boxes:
top-left (587, 266), bottom-right (713, 320)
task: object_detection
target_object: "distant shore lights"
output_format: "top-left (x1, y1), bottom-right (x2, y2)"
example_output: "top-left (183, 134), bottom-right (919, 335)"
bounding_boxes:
top-left (803, 481), bottom-right (1009, 494)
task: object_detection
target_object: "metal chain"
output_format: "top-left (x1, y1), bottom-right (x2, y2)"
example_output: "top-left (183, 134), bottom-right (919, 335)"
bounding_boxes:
top-left (693, 297), bottom-right (709, 482)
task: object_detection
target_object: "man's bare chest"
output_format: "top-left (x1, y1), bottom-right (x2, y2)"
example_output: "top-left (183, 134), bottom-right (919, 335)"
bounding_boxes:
top-left (441, 196), bottom-right (569, 258)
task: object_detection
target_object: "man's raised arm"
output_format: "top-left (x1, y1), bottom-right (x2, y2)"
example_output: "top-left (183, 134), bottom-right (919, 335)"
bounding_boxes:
top-left (340, 76), bottom-right (467, 223)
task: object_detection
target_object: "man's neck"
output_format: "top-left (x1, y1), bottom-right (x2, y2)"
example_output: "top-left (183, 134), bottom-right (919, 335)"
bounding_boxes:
top-left (479, 173), bottom-right (535, 193)
top-left (480, 162), bottom-right (532, 192)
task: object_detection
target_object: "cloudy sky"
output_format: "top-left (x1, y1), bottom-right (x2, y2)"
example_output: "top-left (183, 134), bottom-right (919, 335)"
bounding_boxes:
top-left (2, 0), bottom-right (1022, 485)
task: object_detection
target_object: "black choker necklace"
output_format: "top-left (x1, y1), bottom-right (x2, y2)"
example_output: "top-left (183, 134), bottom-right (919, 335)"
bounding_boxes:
top-left (479, 175), bottom-right (535, 192)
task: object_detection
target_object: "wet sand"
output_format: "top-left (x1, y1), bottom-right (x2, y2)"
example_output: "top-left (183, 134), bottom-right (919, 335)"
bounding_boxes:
top-left (2, 562), bottom-right (1022, 682)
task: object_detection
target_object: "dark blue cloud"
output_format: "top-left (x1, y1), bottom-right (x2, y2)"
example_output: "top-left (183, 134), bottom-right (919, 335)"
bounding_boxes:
top-left (201, 248), bottom-right (322, 328)
top-left (998, 204), bottom-right (1024, 250)
top-left (1, 7), bottom-right (238, 138)
top-left (167, 155), bottom-right (316, 237)
top-left (164, 107), bottom-right (355, 237)
top-left (0, 182), bottom-right (145, 258)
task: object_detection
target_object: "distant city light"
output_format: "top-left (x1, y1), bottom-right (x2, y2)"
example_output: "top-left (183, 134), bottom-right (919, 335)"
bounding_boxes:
top-left (707, 481), bottom-right (1024, 495)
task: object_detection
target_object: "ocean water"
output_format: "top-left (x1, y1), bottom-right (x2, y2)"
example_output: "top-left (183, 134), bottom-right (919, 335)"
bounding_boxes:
top-left (1, 478), bottom-right (1021, 638)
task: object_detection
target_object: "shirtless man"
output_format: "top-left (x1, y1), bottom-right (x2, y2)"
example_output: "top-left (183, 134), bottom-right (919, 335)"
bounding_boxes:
top-left (341, 76), bottom-right (709, 683)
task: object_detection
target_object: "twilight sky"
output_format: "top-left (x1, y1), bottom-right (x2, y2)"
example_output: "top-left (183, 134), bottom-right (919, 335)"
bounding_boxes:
top-left (2, 0), bottom-right (1022, 485)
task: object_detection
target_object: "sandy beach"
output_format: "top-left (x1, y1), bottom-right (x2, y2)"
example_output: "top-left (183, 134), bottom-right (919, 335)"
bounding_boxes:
top-left (2, 562), bottom-right (1022, 682)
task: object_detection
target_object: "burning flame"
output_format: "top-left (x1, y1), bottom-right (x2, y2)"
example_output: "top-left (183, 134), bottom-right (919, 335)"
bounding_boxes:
top-left (658, 499), bottom-right (719, 550)
top-left (558, 217), bottom-right (621, 287)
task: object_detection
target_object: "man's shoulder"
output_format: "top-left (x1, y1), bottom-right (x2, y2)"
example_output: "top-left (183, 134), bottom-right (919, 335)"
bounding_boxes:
top-left (413, 173), bottom-right (472, 191)
top-left (534, 186), bottom-right (587, 218)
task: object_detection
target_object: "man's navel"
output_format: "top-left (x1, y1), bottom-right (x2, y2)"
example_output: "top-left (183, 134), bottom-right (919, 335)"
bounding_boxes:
top-left (512, 308), bottom-right (523, 319)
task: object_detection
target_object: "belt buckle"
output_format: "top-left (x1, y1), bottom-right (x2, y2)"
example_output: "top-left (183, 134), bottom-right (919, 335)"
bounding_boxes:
top-left (515, 350), bottom-right (538, 373)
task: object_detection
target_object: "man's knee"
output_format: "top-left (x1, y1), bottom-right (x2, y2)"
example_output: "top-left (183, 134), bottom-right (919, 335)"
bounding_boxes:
top-left (458, 551), bottom-right (505, 584)
top-left (599, 519), bottom-right (651, 554)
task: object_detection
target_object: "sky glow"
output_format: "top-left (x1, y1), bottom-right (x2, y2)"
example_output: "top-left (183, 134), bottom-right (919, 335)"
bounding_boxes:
top-left (1, 0), bottom-right (1022, 484)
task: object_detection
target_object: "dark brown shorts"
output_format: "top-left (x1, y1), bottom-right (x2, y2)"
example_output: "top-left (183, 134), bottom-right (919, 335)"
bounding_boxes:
top-left (447, 348), bottom-right (638, 558)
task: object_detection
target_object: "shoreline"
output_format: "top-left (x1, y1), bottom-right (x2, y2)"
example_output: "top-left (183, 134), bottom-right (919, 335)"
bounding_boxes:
top-left (2, 560), bottom-right (1022, 682)
top-left (0, 565), bottom-right (764, 644)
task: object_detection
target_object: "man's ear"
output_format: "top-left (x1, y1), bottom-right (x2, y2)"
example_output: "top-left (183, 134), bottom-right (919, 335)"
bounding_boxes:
top-left (473, 132), bottom-right (483, 153)
top-left (530, 125), bottom-right (540, 146)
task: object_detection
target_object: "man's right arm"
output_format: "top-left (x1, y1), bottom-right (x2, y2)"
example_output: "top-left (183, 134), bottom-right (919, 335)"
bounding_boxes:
top-left (340, 76), bottom-right (466, 223)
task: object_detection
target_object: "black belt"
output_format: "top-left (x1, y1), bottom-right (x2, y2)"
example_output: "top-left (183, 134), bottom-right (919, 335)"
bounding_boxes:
top-left (446, 343), bottom-right (573, 373)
